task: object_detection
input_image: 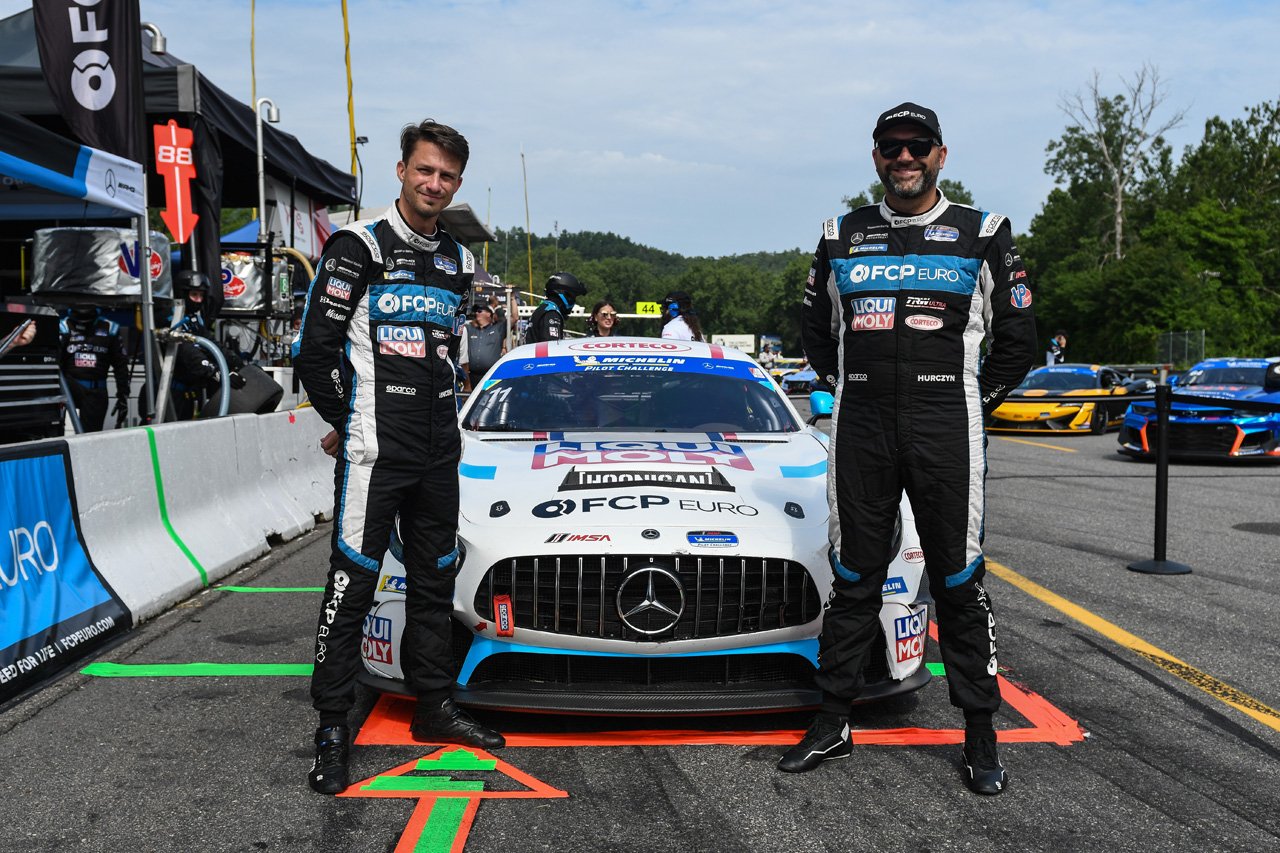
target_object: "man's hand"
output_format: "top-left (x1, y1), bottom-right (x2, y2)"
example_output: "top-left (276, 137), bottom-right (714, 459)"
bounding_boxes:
top-left (320, 429), bottom-right (341, 458)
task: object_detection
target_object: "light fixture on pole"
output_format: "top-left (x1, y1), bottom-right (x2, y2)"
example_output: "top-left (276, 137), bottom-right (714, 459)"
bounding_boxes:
top-left (255, 97), bottom-right (280, 244)
top-left (137, 21), bottom-right (166, 422)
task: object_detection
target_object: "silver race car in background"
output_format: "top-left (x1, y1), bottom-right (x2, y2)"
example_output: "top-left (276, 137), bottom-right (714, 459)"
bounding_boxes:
top-left (360, 338), bottom-right (931, 714)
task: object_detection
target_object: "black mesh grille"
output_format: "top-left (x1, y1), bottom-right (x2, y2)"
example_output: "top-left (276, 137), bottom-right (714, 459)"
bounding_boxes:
top-left (474, 554), bottom-right (822, 640)
top-left (1148, 422), bottom-right (1241, 453)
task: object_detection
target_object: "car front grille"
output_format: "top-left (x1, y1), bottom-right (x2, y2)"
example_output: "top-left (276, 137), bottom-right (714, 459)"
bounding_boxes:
top-left (1148, 421), bottom-right (1241, 453)
top-left (474, 554), bottom-right (822, 640)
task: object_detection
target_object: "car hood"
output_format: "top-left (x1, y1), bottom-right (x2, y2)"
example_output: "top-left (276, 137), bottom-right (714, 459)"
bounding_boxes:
top-left (1175, 384), bottom-right (1277, 403)
top-left (458, 430), bottom-right (829, 528)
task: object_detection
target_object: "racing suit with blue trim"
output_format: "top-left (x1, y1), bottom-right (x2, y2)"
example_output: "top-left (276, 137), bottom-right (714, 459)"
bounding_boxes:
top-left (801, 193), bottom-right (1037, 715)
top-left (523, 298), bottom-right (565, 344)
top-left (293, 201), bottom-right (474, 720)
top-left (59, 316), bottom-right (129, 432)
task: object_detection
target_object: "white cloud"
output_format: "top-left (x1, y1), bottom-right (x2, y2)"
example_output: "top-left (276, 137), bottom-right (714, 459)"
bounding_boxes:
top-left (2, 0), bottom-right (1277, 256)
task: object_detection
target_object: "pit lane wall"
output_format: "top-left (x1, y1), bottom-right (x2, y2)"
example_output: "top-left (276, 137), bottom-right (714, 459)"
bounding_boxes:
top-left (0, 408), bottom-right (331, 702)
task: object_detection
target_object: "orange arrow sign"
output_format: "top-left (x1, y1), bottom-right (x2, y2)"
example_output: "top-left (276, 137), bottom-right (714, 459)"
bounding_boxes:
top-left (153, 120), bottom-right (199, 244)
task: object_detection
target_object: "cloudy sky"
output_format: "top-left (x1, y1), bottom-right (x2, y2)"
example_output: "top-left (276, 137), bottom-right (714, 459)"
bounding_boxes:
top-left (5, 1), bottom-right (1279, 258)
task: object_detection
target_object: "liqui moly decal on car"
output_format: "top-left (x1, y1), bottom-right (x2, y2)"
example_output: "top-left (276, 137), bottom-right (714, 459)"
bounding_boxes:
top-left (894, 610), bottom-right (927, 663)
top-left (531, 440), bottom-right (753, 471)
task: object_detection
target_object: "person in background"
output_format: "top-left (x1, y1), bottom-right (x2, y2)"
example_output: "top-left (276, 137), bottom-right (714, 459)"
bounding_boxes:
top-left (790, 101), bottom-right (1037, 795)
top-left (465, 301), bottom-right (506, 385)
top-left (660, 290), bottom-right (703, 341)
top-left (169, 275), bottom-right (244, 420)
top-left (524, 272), bottom-right (586, 344)
top-left (1046, 330), bottom-right (1067, 366)
top-left (58, 304), bottom-right (130, 432)
top-left (587, 300), bottom-right (621, 337)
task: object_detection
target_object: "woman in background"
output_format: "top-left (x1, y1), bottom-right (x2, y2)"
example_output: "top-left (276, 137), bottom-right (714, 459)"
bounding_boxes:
top-left (660, 291), bottom-right (704, 341)
top-left (588, 300), bottom-right (621, 337)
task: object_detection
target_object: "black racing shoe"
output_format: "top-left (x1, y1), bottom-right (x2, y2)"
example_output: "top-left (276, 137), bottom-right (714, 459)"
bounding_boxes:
top-left (308, 725), bottom-right (351, 795)
top-left (961, 736), bottom-right (1008, 795)
top-left (410, 697), bottom-right (505, 750)
top-left (777, 716), bottom-right (852, 773)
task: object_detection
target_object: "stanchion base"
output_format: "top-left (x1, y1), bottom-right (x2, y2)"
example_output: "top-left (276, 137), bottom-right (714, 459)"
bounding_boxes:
top-left (1127, 559), bottom-right (1193, 575)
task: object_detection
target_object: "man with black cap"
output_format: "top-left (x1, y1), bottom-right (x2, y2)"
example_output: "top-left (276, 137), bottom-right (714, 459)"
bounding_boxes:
top-left (465, 298), bottom-right (506, 385)
top-left (524, 272), bottom-right (585, 344)
top-left (59, 305), bottom-right (130, 431)
top-left (787, 102), bottom-right (1038, 794)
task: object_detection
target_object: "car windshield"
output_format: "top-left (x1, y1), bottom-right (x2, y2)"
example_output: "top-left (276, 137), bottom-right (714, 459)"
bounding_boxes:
top-left (1182, 365), bottom-right (1266, 387)
top-left (463, 356), bottom-right (800, 433)
top-left (1018, 370), bottom-right (1095, 391)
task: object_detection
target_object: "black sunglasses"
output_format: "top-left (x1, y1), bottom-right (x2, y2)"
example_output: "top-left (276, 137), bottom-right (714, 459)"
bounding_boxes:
top-left (875, 137), bottom-right (939, 159)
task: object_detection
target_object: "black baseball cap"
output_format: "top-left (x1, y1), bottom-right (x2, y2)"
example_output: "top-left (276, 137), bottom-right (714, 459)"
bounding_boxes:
top-left (873, 102), bottom-right (942, 142)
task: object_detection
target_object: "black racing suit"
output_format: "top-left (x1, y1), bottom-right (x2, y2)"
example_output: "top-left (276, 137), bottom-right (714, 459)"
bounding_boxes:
top-left (293, 201), bottom-right (474, 722)
top-left (801, 194), bottom-right (1037, 716)
top-left (524, 298), bottom-right (565, 344)
top-left (59, 316), bottom-right (129, 432)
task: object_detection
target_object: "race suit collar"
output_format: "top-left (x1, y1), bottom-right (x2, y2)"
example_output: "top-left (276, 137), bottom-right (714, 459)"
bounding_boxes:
top-left (879, 189), bottom-right (949, 228)
top-left (389, 200), bottom-right (443, 252)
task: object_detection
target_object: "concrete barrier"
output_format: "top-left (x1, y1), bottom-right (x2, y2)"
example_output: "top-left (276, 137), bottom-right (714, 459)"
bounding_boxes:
top-left (63, 407), bottom-right (333, 624)
top-left (65, 426), bottom-right (200, 621)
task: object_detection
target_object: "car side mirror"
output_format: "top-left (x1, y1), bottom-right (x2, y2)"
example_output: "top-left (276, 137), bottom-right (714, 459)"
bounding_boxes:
top-left (1264, 363), bottom-right (1280, 393)
top-left (808, 390), bottom-right (834, 425)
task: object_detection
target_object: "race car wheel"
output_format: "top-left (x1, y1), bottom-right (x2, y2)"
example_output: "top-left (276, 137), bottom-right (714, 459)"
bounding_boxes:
top-left (1089, 405), bottom-right (1107, 435)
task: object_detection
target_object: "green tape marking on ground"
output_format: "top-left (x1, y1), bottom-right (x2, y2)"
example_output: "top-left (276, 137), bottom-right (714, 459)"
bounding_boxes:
top-left (415, 798), bottom-right (472, 853)
top-left (926, 662), bottom-right (946, 676)
top-left (145, 426), bottom-right (207, 586)
top-left (418, 751), bottom-right (496, 772)
top-left (365, 777), bottom-right (485, 793)
top-left (82, 662), bottom-right (313, 677)
top-left (216, 586), bottom-right (325, 593)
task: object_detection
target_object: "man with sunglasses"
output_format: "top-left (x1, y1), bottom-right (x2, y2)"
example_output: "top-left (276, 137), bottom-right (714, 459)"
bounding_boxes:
top-left (786, 102), bottom-right (1038, 795)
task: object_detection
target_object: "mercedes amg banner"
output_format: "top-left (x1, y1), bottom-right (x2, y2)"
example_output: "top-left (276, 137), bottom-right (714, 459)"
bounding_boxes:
top-left (33, 0), bottom-right (144, 163)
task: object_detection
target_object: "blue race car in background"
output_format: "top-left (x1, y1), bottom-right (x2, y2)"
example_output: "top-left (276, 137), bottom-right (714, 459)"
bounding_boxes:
top-left (1118, 357), bottom-right (1280, 460)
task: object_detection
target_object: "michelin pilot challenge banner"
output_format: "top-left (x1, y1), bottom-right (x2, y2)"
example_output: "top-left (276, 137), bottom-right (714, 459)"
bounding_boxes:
top-left (0, 442), bottom-right (130, 702)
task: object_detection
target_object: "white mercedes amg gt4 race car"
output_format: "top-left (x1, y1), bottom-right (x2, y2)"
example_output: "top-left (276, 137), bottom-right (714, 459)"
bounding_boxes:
top-left (360, 337), bottom-right (931, 714)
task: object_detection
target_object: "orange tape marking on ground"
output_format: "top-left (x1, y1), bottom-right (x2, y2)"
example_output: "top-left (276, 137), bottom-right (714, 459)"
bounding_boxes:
top-left (357, 622), bottom-right (1084, 748)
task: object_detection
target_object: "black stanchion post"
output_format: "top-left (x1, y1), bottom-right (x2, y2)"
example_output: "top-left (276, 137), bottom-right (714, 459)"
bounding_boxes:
top-left (1129, 383), bottom-right (1192, 575)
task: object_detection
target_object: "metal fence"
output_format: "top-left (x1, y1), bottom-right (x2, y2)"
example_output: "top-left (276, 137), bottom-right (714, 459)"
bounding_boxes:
top-left (1157, 330), bottom-right (1205, 369)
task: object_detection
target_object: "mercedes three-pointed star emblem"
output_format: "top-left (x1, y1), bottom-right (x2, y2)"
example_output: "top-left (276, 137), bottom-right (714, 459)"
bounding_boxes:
top-left (616, 566), bottom-right (686, 635)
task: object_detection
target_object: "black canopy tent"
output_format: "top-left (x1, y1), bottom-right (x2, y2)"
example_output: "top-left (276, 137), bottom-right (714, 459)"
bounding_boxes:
top-left (0, 7), bottom-right (354, 317)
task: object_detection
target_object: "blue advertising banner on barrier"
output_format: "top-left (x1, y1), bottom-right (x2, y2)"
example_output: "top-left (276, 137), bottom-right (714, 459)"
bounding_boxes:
top-left (0, 441), bottom-right (130, 703)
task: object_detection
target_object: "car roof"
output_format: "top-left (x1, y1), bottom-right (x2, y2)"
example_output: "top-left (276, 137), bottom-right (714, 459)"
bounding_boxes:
top-left (1191, 356), bottom-right (1280, 369)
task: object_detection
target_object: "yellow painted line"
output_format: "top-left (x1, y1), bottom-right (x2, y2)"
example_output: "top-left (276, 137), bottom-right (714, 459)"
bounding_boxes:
top-left (995, 436), bottom-right (1077, 453)
top-left (987, 560), bottom-right (1280, 733)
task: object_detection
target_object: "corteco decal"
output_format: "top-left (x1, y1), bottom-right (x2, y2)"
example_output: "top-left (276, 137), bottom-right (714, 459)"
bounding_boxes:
top-left (532, 440), bottom-right (753, 471)
top-left (568, 341), bottom-right (691, 352)
top-left (558, 468), bottom-right (735, 493)
top-left (905, 314), bottom-right (943, 331)
top-left (902, 547), bottom-right (925, 563)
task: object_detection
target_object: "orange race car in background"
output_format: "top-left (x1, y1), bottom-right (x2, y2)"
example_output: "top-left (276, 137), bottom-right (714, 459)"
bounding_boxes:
top-left (988, 364), bottom-right (1153, 435)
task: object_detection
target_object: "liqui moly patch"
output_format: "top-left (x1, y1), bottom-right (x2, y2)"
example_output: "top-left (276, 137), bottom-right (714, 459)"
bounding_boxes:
top-left (850, 296), bottom-right (895, 331)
